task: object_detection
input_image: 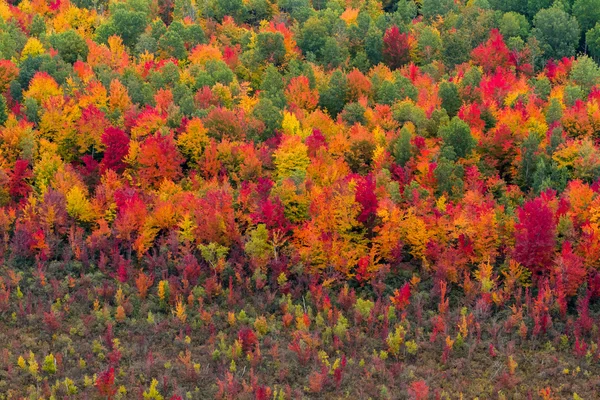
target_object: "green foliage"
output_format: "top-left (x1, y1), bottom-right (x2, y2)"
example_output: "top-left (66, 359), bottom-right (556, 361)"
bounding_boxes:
top-left (435, 147), bottom-right (465, 198)
top-left (499, 12), bottom-right (530, 40)
top-left (421, 0), bottom-right (456, 21)
top-left (439, 81), bottom-right (461, 117)
top-left (587, 23), bottom-right (600, 61)
top-left (518, 132), bottom-right (542, 190)
top-left (158, 29), bottom-right (187, 60)
top-left (532, 6), bottom-right (580, 62)
top-left (0, 95), bottom-right (7, 127)
top-left (255, 32), bottom-right (286, 66)
top-left (319, 70), bottom-right (348, 117)
top-left (298, 17), bottom-right (328, 59)
top-left (392, 126), bottom-right (413, 167)
top-left (49, 30), bottom-right (89, 64)
top-left (96, 9), bottom-right (148, 48)
top-left (573, 0), bottom-right (600, 34)
top-left (439, 117), bottom-right (475, 159)
top-left (569, 55), bottom-right (600, 92)
top-left (245, 224), bottom-right (273, 261)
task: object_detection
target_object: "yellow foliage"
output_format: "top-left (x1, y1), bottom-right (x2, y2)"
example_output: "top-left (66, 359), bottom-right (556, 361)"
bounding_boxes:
top-left (66, 185), bottom-right (95, 222)
top-left (21, 37), bottom-right (45, 60)
top-left (0, 0), bottom-right (11, 21)
top-left (33, 140), bottom-right (64, 193)
top-left (274, 135), bottom-right (310, 180)
top-left (178, 213), bottom-right (197, 243)
top-left (340, 8), bottom-right (359, 25)
top-left (188, 44), bottom-right (223, 65)
top-left (177, 118), bottom-right (209, 165)
top-left (24, 73), bottom-right (63, 103)
top-left (281, 111), bottom-right (308, 137)
top-left (109, 79), bottom-right (132, 113)
top-left (399, 208), bottom-right (431, 262)
top-left (52, 5), bottom-right (97, 37)
top-left (174, 297), bottom-right (187, 323)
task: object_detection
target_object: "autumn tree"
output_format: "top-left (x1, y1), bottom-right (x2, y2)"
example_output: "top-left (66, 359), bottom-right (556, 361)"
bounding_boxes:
top-left (137, 133), bottom-right (184, 187)
top-left (513, 197), bottom-right (556, 276)
top-left (383, 26), bottom-right (411, 70)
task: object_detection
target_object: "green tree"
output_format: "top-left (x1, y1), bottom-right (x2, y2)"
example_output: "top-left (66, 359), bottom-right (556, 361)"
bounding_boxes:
top-left (570, 55), bottom-right (600, 92)
top-left (375, 75), bottom-right (417, 105)
top-left (260, 65), bottom-right (286, 109)
top-left (341, 102), bottom-right (366, 126)
top-left (532, 75), bottom-right (551, 101)
top-left (298, 17), bottom-right (328, 59)
top-left (96, 9), bottom-right (148, 48)
top-left (518, 132), bottom-right (542, 190)
top-left (246, 0), bottom-right (273, 25)
top-left (564, 85), bottom-right (585, 107)
top-left (158, 30), bottom-right (187, 59)
top-left (365, 27), bottom-right (384, 66)
top-left (587, 23), bottom-right (600, 61)
top-left (49, 30), bottom-right (89, 64)
top-left (322, 37), bottom-right (348, 69)
top-left (439, 117), bottom-right (475, 159)
top-left (29, 14), bottom-right (46, 38)
top-left (421, 0), bottom-right (456, 21)
top-left (435, 147), bottom-right (465, 198)
top-left (252, 98), bottom-right (283, 140)
top-left (278, 0), bottom-right (313, 23)
top-left (532, 7), bottom-right (580, 62)
top-left (416, 25), bottom-right (442, 65)
top-left (255, 31), bottom-right (286, 66)
top-left (442, 30), bottom-right (472, 69)
top-left (499, 12), bottom-right (530, 40)
top-left (319, 70), bottom-right (348, 118)
top-left (526, 0), bottom-right (553, 19)
top-left (439, 81), bottom-right (461, 117)
top-left (214, 0), bottom-right (246, 22)
top-left (392, 126), bottom-right (413, 167)
top-left (0, 94), bottom-right (7, 126)
top-left (573, 0), bottom-right (600, 36)
top-left (545, 97), bottom-right (563, 124)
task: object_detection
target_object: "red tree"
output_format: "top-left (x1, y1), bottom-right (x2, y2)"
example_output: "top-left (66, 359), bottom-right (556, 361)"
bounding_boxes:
top-left (471, 29), bottom-right (511, 73)
top-left (513, 197), bottom-right (556, 276)
top-left (137, 132), bottom-right (184, 187)
top-left (383, 26), bottom-right (411, 70)
top-left (101, 127), bottom-right (130, 173)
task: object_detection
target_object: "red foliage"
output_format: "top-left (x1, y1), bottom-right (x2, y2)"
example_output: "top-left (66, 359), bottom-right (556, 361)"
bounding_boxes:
top-left (95, 367), bottom-right (117, 399)
top-left (101, 127), bottom-right (130, 173)
top-left (383, 26), bottom-right (411, 70)
top-left (408, 380), bottom-right (429, 400)
top-left (137, 132), bottom-right (184, 187)
top-left (9, 159), bottom-right (32, 202)
top-left (354, 173), bottom-right (378, 225)
top-left (471, 29), bottom-right (511, 73)
top-left (554, 241), bottom-right (586, 296)
top-left (513, 198), bottom-right (556, 276)
top-left (238, 328), bottom-right (258, 353)
top-left (305, 128), bottom-right (328, 157)
top-left (390, 282), bottom-right (411, 311)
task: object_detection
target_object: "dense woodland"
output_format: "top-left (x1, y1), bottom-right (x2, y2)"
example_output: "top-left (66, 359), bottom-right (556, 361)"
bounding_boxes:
top-left (5, 0), bottom-right (600, 398)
